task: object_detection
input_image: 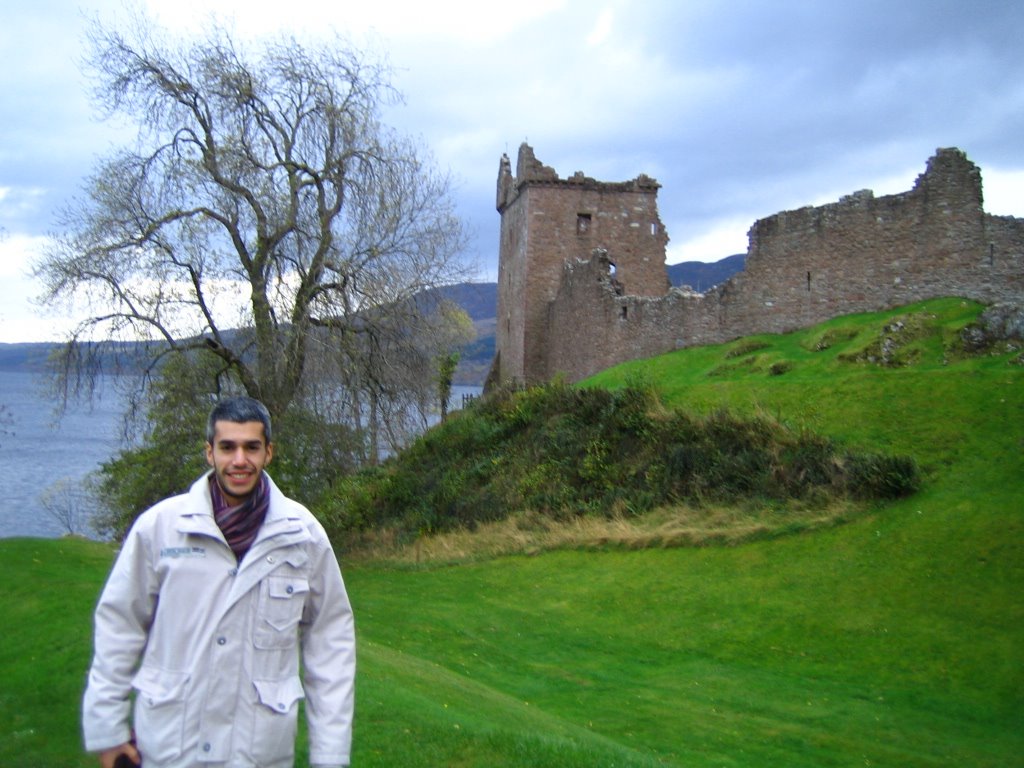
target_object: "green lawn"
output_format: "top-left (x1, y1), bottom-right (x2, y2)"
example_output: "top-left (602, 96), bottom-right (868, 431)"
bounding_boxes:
top-left (2, 297), bottom-right (1021, 767)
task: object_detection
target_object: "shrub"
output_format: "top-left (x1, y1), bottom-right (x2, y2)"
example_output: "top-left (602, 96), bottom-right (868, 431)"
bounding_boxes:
top-left (322, 382), bottom-right (922, 548)
top-left (845, 454), bottom-right (922, 499)
top-left (90, 353), bottom-right (360, 540)
top-left (725, 340), bottom-right (770, 358)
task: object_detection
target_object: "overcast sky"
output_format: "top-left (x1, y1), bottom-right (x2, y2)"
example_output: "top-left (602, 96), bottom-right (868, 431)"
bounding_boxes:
top-left (1, 0), bottom-right (1022, 343)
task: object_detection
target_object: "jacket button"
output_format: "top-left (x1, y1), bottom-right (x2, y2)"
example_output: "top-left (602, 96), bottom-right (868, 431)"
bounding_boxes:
top-left (217, 636), bottom-right (227, 646)
top-left (286, 585), bottom-right (294, 594)
top-left (277, 702), bottom-right (286, 711)
top-left (267, 556), bottom-right (276, 564)
top-left (202, 742), bottom-right (212, 752)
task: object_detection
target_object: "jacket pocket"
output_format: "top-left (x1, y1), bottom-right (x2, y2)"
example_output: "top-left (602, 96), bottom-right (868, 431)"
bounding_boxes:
top-left (254, 575), bottom-right (309, 649)
top-left (252, 676), bottom-right (304, 763)
top-left (131, 666), bottom-right (190, 764)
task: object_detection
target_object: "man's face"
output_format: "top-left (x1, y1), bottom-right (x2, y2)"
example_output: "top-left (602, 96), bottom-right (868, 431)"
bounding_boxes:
top-left (205, 420), bottom-right (274, 505)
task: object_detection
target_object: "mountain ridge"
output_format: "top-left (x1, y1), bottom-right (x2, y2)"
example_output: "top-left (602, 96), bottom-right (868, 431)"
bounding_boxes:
top-left (0, 255), bottom-right (746, 384)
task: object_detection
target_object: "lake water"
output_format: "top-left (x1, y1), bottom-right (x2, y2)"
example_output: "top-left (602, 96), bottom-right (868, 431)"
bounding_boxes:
top-left (0, 369), bottom-right (480, 539)
top-left (0, 370), bottom-right (127, 539)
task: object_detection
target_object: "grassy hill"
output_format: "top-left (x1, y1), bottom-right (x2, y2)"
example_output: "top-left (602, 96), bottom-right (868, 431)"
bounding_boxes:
top-left (1, 297), bottom-right (1020, 767)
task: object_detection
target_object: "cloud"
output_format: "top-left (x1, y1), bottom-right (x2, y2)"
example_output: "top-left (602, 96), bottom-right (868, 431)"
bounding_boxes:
top-left (666, 216), bottom-right (752, 265)
top-left (983, 169), bottom-right (1024, 217)
top-left (586, 7), bottom-right (614, 47)
top-left (0, 234), bottom-right (70, 343)
top-left (143, 0), bottom-right (567, 44)
top-left (1, 0), bottom-right (1021, 339)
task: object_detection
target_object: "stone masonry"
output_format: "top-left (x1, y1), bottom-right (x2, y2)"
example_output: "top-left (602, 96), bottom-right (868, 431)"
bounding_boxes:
top-left (493, 144), bottom-right (669, 385)
top-left (491, 144), bottom-right (1024, 386)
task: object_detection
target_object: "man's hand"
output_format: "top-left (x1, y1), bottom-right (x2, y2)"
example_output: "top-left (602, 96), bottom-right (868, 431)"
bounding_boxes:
top-left (99, 741), bottom-right (140, 768)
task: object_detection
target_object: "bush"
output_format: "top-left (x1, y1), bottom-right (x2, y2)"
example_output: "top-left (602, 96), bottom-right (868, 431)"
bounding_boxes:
top-left (322, 382), bottom-right (922, 548)
top-left (90, 353), bottom-right (361, 540)
top-left (845, 454), bottom-right (921, 499)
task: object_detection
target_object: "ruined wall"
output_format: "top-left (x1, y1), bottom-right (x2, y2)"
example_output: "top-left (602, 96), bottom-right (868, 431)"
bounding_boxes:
top-left (718, 148), bottom-right (997, 339)
top-left (494, 144), bottom-right (669, 385)
top-left (500, 147), bottom-right (1024, 385)
top-left (546, 253), bottom-right (714, 381)
top-left (493, 152), bottom-right (530, 384)
top-left (984, 213), bottom-right (1024, 298)
top-left (547, 148), bottom-right (1023, 381)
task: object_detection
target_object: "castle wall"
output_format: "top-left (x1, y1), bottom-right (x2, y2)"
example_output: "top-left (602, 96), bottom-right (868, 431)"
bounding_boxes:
top-left (499, 147), bottom-right (1024, 386)
top-left (547, 254), bottom-right (715, 381)
top-left (721, 148), bottom-right (994, 338)
top-left (985, 213), bottom-right (1024, 299)
top-left (494, 164), bottom-right (530, 384)
top-left (494, 144), bottom-right (669, 385)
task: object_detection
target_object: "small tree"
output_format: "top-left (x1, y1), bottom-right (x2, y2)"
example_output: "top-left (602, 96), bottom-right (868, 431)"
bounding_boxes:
top-left (40, 477), bottom-right (96, 537)
top-left (90, 352), bottom-right (217, 538)
top-left (438, 352), bottom-right (460, 421)
top-left (92, 345), bottom-right (363, 539)
top-left (336, 298), bottom-right (474, 462)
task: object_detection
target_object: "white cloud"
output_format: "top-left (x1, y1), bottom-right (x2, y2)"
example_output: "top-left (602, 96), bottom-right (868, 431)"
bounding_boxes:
top-left (143, 0), bottom-right (566, 44)
top-left (587, 8), bottom-right (614, 46)
top-left (667, 216), bottom-right (750, 265)
top-left (1, 0), bottom-right (1022, 341)
top-left (0, 234), bottom-right (77, 343)
top-left (0, 233), bottom-right (44, 279)
top-left (982, 168), bottom-right (1024, 217)
top-left (0, 187), bottom-right (50, 233)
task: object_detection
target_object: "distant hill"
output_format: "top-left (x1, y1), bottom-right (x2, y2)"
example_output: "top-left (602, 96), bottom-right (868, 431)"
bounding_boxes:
top-left (0, 343), bottom-right (58, 372)
top-left (665, 253), bottom-right (745, 291)
top-left (414, 282), bottom-right (497, 385)
top-left (429, 282), bottom-right (497, 321)
top-left (0, 256), bottom-right (746, 384)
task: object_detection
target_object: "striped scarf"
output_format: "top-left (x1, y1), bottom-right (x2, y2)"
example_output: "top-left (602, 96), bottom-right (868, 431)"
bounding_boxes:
top-left (209, 473), bottom-right (270, 562)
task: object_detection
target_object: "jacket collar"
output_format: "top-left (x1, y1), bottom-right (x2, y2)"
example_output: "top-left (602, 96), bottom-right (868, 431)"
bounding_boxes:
top-left (177, 471), bottom-right (311, 553)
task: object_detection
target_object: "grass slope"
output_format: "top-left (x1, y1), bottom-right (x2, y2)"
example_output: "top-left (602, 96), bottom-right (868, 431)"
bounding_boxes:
top-left (2, 298), bottom-right (1020, 766)
top-left (0, 538), bottom-right (115, 767)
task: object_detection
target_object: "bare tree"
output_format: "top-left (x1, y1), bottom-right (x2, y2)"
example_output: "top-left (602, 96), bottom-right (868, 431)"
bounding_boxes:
top-left (40, 476), bottom-right (97, 537)
top-left (336, 298), bottom-right (475, 462)
top-left (34, 14), bottom-right (472, 422)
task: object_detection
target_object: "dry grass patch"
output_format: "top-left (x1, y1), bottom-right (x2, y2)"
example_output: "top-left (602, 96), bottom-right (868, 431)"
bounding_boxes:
top-left (352, 500), bottom-right (863, 566)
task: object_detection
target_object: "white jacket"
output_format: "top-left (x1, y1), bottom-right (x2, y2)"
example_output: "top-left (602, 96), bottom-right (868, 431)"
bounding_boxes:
top-left (82, 472), bottom-right (356, 767)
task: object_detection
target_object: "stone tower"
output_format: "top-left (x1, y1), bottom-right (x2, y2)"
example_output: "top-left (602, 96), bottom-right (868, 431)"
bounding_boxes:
top-left (491, 143), bottom-right (669, 387)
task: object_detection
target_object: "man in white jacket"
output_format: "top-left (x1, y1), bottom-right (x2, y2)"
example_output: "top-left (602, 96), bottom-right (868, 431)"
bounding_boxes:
top-left (83, 396), bottom-right (356, 768)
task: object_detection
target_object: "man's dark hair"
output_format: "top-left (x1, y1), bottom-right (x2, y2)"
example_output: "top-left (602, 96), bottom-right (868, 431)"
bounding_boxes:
top-left (206, 396), bottom-right (273, 445)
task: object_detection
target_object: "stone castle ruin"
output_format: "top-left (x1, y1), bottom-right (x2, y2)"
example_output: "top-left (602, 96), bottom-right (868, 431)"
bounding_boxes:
top-left (490, 143), bottom-right (1024, 386)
